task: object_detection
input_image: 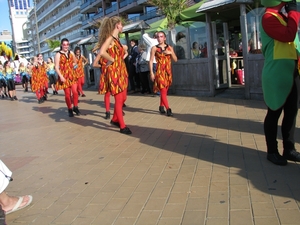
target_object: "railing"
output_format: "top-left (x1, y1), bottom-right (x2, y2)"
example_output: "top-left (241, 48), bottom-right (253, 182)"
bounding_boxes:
top-left (41, 15), bottom-right (82, 40)
top-left (37, 0), bottom-right (63, 23)
top-left (81, 0), bottom-right (97, 11)
top-left (105, 4), bottom-right (117, 14)
top-left (40, 45), bottom-right (49, 53)
top-left (38, 1), bottom-right (81, 32)
top-left (120, 0), bottom-right (135, 8)
top-left (129, 9), bottom-right (160, 22)
top-left (64, 31), bottom-right (89, 41)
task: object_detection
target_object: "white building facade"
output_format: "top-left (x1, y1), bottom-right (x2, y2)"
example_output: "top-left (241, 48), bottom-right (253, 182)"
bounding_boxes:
top-left (8, 0), bottom-right (32, 59)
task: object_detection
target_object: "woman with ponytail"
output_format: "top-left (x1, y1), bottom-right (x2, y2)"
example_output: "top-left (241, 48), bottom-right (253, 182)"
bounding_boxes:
top-left (95, 16), bottom-right (131, 134)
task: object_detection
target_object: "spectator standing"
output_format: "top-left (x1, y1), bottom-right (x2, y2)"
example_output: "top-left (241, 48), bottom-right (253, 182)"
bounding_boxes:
top-left (137, 44), bottom-right (151, 94)
top-left (175, 32), bottom-right (188, 59)
top-left (260, 0), bottom-right (300, 165)
top-left (128, 39), bottom-right (140, 93)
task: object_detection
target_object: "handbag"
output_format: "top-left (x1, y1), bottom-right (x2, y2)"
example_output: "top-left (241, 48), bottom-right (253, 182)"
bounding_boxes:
top-left (139, 61), bottom-right (150, 72)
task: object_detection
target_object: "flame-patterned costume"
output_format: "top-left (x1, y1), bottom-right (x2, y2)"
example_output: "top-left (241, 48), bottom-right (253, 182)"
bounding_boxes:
top-left (106, 37), bottom-right (128, 95)
top-left (56, 51), bottom-right (76, 90)
top-left (153, 44), bottom-right (172, 93)
top-left (31, 65), bottom-right (44, 92)
top-left (98, 57), bottom-right (108, 94)
top-left (74, 55), bottom-right (85, 79)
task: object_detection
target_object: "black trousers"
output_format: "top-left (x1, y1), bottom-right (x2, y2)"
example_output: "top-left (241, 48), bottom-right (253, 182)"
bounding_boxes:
top-left (264, 79), bottom-right (298, 153)
top-left (129, 64), bottom-right (140, 91)
top-left (139, 71), bottom-right (151, 93)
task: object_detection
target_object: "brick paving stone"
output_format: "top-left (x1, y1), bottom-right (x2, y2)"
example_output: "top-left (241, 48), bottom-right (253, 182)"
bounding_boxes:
top-left (2, 86), bottom-right (300, 224)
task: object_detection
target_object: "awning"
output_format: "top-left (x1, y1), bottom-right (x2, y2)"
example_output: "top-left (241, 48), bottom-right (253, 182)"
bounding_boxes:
top-left (179, 1), bottom-right (206, 21)
top-left (146, 18), bottom-right (168, 33)
top-left (196, 0), bottom-right (252, 13)
top-left (122, 20), bottom-right (151, 33)
top-left (77, 35), bottom-right (97, 45)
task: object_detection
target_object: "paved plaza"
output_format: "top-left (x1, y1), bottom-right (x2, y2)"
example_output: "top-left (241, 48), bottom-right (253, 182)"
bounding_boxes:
top-left (1, 86), bottom-right (300, 225)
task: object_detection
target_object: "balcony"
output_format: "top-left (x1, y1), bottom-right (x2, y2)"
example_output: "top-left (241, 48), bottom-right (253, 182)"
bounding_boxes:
top-left (38, 1), bottom-right (81, 30)
top-left (82, 11), bottom-right (103, 29)
top-left (64, 31), bottom-right (90, 44)
top-left (120, 0), bottom-right (134, 8)
top-left (37, 0), bottom-right (64, 23)
top-left (130, 9), bottom-right (160, 22)
top-left (119, 0), bottom-right (143, 14)
top-left (40, 30), bottom-right (89, 54)
top-left (40, 15), bottom-right (83, 41)
top-left (105, 3), bottom-right (117, 14)
top-left (40, 44), bottom-right (49, 53)
top-left (81, 0), bottom-right (99, 14)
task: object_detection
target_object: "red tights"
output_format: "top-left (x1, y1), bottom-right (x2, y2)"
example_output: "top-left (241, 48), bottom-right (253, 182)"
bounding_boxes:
top-left (105, 92), bottom-right (110, 112)
top-left (159, 87), bottom-right (169, 109)
top-left (63, 83), bottom-right (78, 109)
top-left (35, 88), bottom-right (44, 100)
top-left (112, 91), bottom-right (127, 129)
top-left (77, 77), bottom-right (85, 95)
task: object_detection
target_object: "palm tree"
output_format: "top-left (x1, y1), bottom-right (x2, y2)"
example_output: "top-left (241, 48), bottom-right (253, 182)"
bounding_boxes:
top-left (45, 39), bottom-right (60, 51)
top-left (149, 0), bottom-right (187, 44)
top-left (149, 0), bottom-right (187, 30)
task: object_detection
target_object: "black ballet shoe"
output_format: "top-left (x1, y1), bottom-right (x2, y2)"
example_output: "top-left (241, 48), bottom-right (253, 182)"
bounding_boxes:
top-left (120, 127), bottom-right (132, 135)
top-left (68, 109), bottom-right (74, 117)
top-left (73, 106), bottom-right (81, 115)
top-left (159, 106), bottom-right (166, 114)
top-left (166, 108), bottom-right (173, 117)
top-left (110, 120), bottom-right (120, 127)
top-left (105, 111), bottom-right (110, 119)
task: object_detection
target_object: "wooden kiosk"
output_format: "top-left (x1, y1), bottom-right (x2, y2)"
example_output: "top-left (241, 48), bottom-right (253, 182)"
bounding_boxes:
top-left (171, 0), bottom-right (264, 99)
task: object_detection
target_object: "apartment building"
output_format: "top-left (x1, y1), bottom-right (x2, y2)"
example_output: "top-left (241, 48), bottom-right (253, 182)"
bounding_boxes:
top-left (7, 0), bottom-right (32, 59)
top-left (80, 0), bottom-right (161, 36)
top-left (28, 0), bottom-right (83, 58)
top-left (26, 0), bottom-right (198, 59)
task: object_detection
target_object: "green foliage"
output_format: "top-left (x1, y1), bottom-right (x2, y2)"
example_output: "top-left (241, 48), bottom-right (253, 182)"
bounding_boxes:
top-left (86, 45), bottom-right (94, 52)
top-left (45, 39), bottom-right (60, 50)
top-left (149, 0), bottom-right (187, 29)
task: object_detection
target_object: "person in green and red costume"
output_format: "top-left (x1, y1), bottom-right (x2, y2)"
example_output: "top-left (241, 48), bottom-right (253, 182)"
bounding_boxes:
top-left (260, 0), bottom-right (300, 165)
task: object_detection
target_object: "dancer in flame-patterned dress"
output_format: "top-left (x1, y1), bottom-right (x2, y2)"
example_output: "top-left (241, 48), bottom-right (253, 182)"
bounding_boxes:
top-left (37, 54), bottom-right (49, 96)
top-left (30, 56), bottom-right (45, 104)
top-left (55, 38), bottom-right (80, 117)
top-left (74, 46), bottom-right (88, 97)
top-left (93, 45), bottom-right (128, 120)
top-left (96, 16), bottom-right (131, 134)
top-left (149, 31), bottom-right (177, 116)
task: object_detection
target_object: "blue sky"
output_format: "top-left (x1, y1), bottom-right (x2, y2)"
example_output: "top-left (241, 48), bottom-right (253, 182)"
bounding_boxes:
top-left (0, 0), bottom-right (33, 33)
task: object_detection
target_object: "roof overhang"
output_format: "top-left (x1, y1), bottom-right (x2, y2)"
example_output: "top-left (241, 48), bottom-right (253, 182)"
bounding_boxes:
top-left (196, 0), bottom-right (253, 13)
top-left (77, 35), bottom-right (97, 45)
top-left (122, 20), bottom-right (150, 33)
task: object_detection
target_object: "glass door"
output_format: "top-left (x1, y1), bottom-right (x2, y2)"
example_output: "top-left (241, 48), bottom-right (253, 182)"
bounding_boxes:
top-left (212, 22), bottom-right (231, 89)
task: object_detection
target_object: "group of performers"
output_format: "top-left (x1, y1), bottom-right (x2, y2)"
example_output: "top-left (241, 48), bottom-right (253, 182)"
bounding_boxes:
top-left (92, 16), bottom-right (177, 135)
top-left (0, 61), bottom-right (18, 101)
top-left (0, 46), bottom-right (88, 109)
top-left (1, 16), bottom-right (177, 136)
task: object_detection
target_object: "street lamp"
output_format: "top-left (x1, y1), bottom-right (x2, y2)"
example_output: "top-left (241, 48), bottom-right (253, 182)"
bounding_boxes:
top-left (33, 0), bottom-right (40, 53)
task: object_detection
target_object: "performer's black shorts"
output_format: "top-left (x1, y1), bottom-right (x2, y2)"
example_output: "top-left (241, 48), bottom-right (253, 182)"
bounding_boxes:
top-left (49, 75), bottom-right (57, 85)
top-left (6, 79), bottom-right (15, 91)
top-left (0, 79), bottom-right (6, 88)
top-left (22, 76), bottom-right (29, 84)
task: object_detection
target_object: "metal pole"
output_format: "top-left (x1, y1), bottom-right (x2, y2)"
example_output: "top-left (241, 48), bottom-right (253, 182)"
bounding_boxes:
top-left (33, 0), bottom-right (40, 53)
